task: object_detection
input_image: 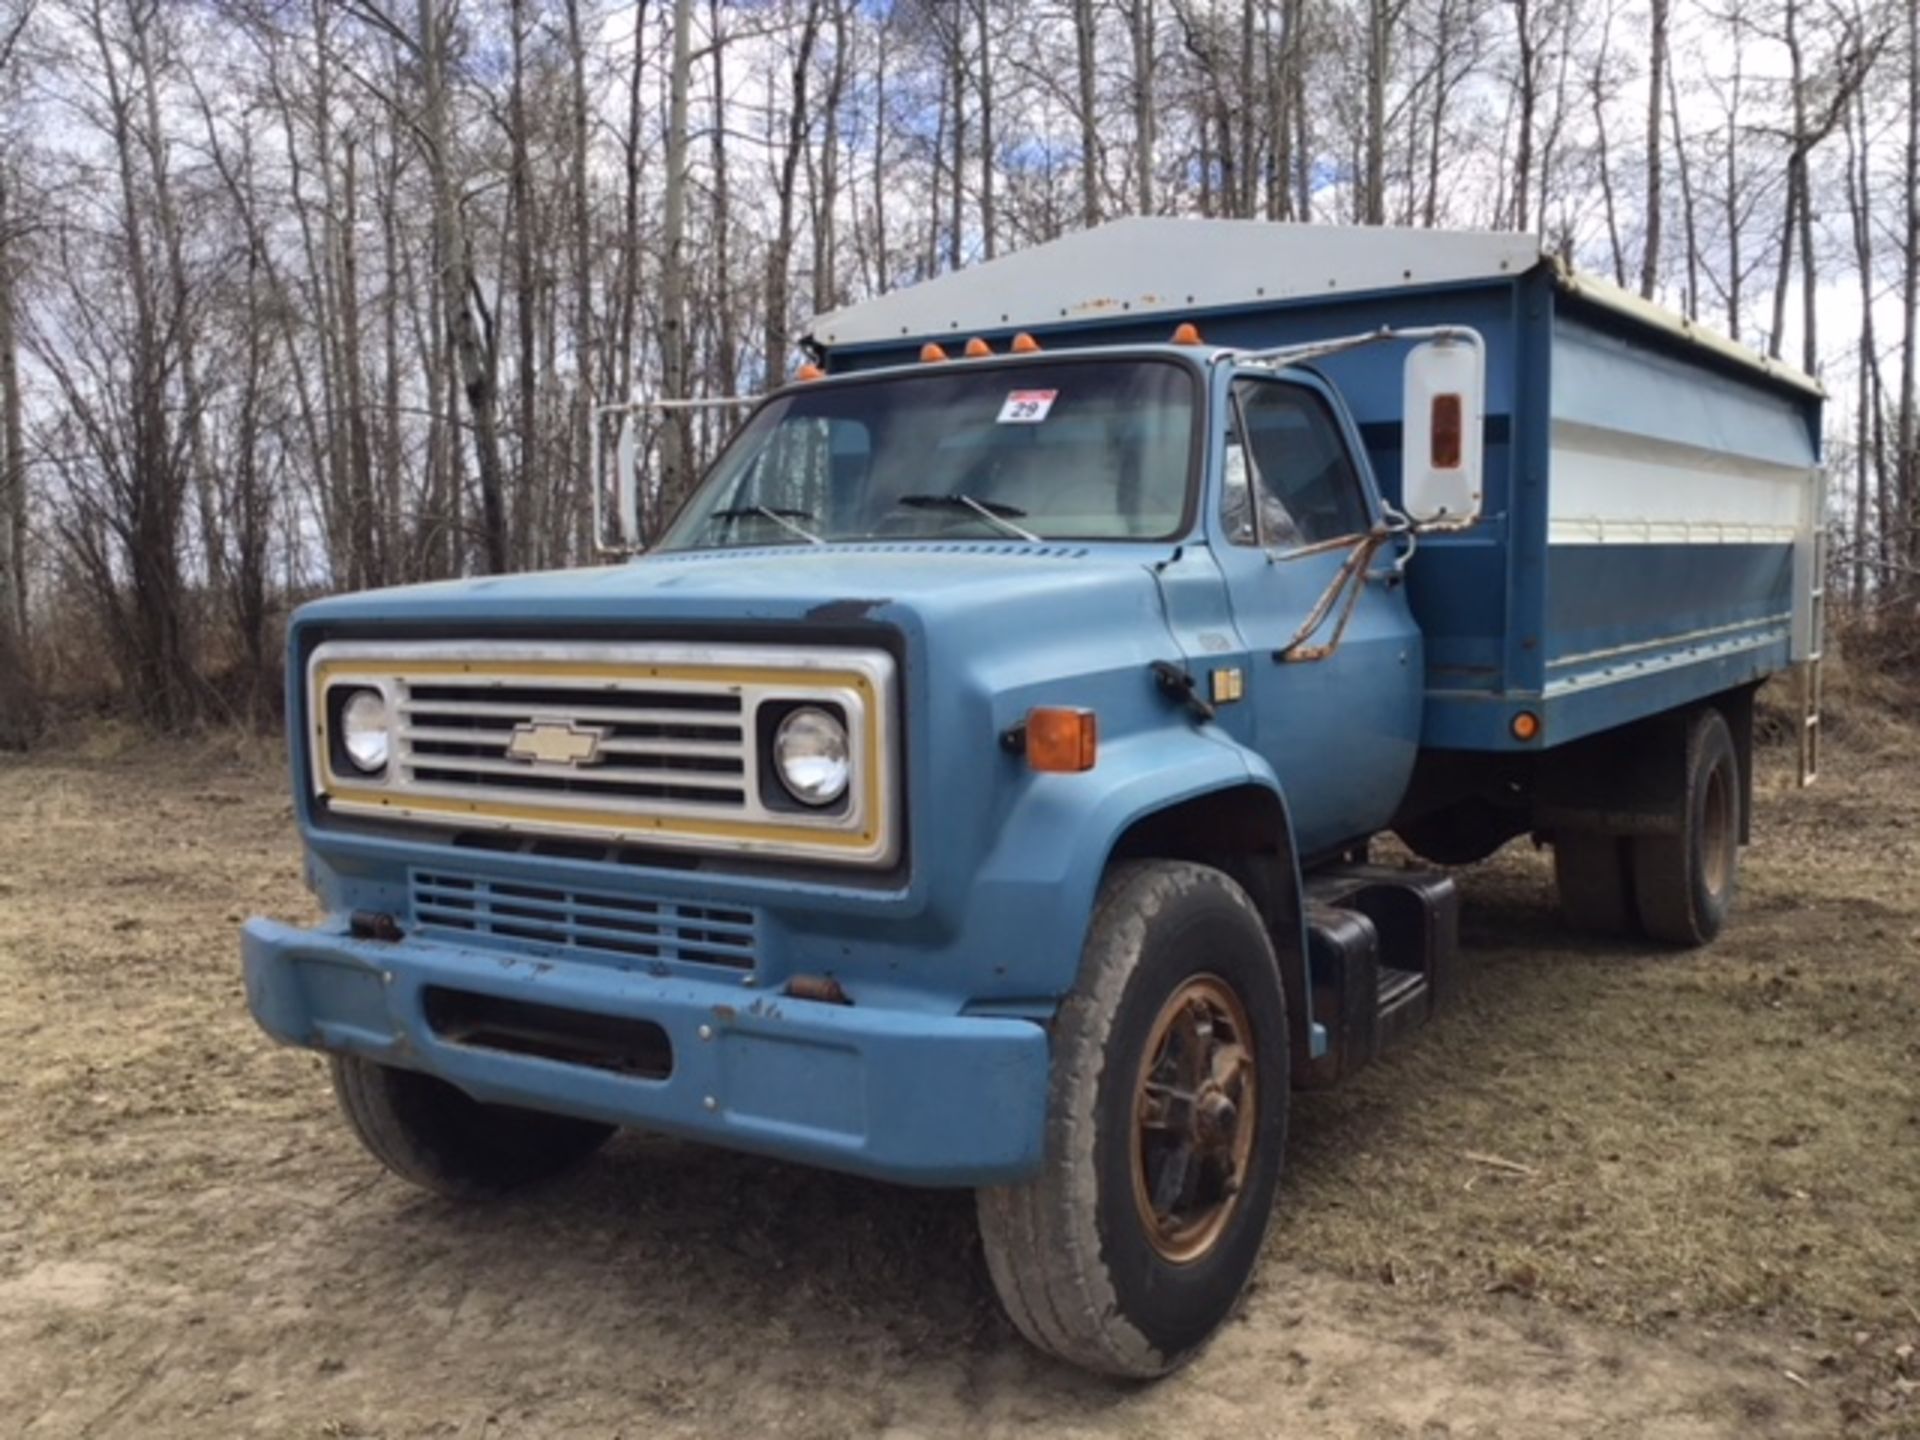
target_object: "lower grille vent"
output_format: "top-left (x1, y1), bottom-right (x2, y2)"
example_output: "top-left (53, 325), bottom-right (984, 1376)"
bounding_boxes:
top-left (411, 869), bottom-right (756, 971)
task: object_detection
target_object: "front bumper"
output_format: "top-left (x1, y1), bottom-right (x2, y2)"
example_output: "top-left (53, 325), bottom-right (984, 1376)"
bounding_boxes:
top-left (241, 918), bottom-right (1050, 1186)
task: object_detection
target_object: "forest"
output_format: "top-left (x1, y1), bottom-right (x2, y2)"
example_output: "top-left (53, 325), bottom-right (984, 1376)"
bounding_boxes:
top-left (0, 0), bottom-right (1912, 742)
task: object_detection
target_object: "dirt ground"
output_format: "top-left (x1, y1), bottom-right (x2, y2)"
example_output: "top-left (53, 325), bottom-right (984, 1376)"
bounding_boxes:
top-left (1, 689), bottom-right (1915, 1439)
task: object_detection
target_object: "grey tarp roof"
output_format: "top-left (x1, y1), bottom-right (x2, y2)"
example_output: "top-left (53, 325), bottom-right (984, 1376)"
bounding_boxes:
top-left (805, 217), bottom-right (1821, 398)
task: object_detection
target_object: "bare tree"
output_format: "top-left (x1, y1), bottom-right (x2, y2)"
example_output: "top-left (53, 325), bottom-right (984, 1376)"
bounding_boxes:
top-left (0, 0), bottom-right (1912, 732)
top-left (1640, 0), bottom-right (1667, 297)
top-left (0, 0), bottom-right (36, 745)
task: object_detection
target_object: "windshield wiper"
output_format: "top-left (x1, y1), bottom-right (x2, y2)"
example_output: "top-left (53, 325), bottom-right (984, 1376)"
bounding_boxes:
top-left (894, 494), bottom-right (1041, 543)
top-left (710, 505), bottom-right (824, 546)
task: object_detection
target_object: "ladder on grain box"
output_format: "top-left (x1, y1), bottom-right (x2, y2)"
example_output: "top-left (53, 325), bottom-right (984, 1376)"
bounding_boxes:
top-left (1793, 476), bottom-right (1826, 788)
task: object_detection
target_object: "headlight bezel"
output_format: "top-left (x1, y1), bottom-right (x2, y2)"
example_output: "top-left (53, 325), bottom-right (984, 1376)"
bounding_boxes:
top-left (766, 701), bottom-right (853, 810)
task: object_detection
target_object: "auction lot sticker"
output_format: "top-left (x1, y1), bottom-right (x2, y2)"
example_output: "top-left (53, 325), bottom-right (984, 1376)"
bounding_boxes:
top-left (997, 390), bottom-right (1058, 423)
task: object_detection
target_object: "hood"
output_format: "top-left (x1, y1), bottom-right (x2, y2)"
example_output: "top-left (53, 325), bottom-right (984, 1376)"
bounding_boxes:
top-left (293, 540), bottom-right (1182, 639)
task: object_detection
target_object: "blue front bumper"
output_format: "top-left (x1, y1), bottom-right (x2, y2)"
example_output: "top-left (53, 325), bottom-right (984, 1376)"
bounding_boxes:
top-left (241, 918), bottom-right (1050, 1186)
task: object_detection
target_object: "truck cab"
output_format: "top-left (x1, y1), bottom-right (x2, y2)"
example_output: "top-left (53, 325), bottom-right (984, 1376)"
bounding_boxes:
top-left (243, 220), bottom-right (1823, 1379)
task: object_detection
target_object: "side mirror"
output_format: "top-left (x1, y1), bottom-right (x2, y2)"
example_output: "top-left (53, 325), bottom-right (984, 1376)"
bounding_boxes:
top-left (613, 412), bottom-right (645, 549)
top-left (592, 405), bottom-right (647, 554)
top-left (1402, 337), bottom-right (1485, 528)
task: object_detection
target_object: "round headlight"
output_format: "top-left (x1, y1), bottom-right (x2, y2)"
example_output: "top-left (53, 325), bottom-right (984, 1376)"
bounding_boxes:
top-left (339, 689), bottom-right (392, 774)
top-left (773, 706), bottom-right (850, 807)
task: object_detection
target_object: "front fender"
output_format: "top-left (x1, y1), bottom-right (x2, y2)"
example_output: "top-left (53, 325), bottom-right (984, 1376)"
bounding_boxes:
top-left (965, 726), bottom-right (1313, 1030)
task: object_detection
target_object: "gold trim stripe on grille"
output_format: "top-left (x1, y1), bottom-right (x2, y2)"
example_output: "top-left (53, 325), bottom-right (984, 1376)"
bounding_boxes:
top-left (309, 643), bottom-right (895, 864)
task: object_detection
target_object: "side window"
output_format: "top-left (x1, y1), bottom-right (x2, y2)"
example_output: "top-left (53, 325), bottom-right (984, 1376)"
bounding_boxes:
top-left (1225, 380), bottom-right (1370, 548)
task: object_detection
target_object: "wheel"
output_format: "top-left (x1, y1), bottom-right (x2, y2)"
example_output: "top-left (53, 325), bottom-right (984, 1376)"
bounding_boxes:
top-left (1397, 799), bottom-right (1525, 866)
top-left (1553, 832), bottom-right (1638, 936)
top-left (329, 1055), bottom-right (614, 1199)
top-left (1630, 707), bottom-right (1741, 946)
top-left (976, 861), bottom-right (1289, 1378)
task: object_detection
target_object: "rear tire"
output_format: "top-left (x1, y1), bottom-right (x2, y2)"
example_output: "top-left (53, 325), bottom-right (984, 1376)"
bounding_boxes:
top-left (1553, 832), bottom-right (1639, 936)
top-left (976, 861), bottom-right (1289, 1378)
top-left (330, 1055), bottom-right (614, 1199)
top-left (1630, 707), bottom-right (1741, 947)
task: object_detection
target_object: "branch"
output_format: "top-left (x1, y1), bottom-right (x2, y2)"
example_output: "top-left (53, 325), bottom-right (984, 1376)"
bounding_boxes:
top-left (340, 0), bottom-right (422, 60)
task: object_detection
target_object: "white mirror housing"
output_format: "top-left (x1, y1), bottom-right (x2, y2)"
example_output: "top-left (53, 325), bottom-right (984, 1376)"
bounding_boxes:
top-left (1402, 336), bottom-right (1485, 528)
top-left (613, 412), bottom-right (643, 548)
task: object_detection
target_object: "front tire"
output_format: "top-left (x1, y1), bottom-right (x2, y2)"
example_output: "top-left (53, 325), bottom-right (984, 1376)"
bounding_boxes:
top-left (330, 1055), bottom-right (615, 1199)
top-left (977, 861), bottom-right (1289, 1378)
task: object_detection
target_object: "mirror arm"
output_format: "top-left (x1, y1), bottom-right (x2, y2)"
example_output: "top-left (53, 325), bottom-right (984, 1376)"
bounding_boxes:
top-left (590, 393), bottom-right (758, 558)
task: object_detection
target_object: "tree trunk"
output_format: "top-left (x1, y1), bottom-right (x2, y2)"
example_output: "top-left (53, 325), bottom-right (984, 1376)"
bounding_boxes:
top-left (1639, 0), bottom-right (1666, 298)
top-left (707, 0), bottom-right (738, 396)
top-left (658, 0), bottom-right (695, 510)
top-left (0, 153), bottom-right (35, 748)
top-left (1074, 0), bottom-right (1100, 227)
top-left (1510, 0), bottom-right (1536, 232)
top-left (1364, 0), bottom-right (1388, 224)
top-left (975, 0), bottom-right (995, 255)
top-left (1667, 63), bottom-right (1700, 320)
top-left (416, 0), bottom-right (507, 572)
top-left (1133, 0), bottom-right (1155, 213)
top-left (564, 0), bottom-right (596, 564)
top-left (509, 0), bottom-right (540, 568)
top-left (1900, 0), bottom-right (1919, 578)
top-left (766, 0), bottom-right (822, 381)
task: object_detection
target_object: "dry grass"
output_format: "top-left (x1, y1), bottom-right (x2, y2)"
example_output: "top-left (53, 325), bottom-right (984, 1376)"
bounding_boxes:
top-left (0, 693), bottom-right (1915, 1436)
top-left (1275, 680), bottom-right (1920, 1431)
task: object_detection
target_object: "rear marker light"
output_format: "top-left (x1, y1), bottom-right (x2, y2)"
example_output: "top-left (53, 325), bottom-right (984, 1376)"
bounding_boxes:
top-left (1431, 393), bottom-right (1463, 469)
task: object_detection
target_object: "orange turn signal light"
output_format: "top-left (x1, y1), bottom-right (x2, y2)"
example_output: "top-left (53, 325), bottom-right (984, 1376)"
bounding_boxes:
top-left (795, 362), bottom-right (825, 382)
top-left (1026, 707), bottom-right (1098, 773)
top-left (1010, 332), bottom-right (1042, 354)
top-left (1511, 711), bottom-right (1541, 742)
top-left (920, 342), bottom-right (949, 363)
top-left (1170, 322), bottom-right (1204, 346)
top-left (964, 337), bottom-right (992, 358)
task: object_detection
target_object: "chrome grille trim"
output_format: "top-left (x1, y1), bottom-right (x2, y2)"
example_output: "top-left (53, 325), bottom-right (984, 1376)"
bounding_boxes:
top-left (410, 868), bottom-right (758, 971)
top-left (307, 640), bottom-right (898, 865)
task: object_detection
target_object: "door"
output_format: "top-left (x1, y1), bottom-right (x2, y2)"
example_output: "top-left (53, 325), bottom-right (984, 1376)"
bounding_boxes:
top-left (1211, 371), bottom-right (1424, 858)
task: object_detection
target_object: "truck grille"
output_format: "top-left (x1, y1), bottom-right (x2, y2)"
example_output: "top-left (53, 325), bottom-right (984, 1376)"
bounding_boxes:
top-left (306, 640), bottom-right (898, 866)
top-left (412, 868), bottom-right (757, 971)
top-left (400, 680), bottom-right (748, 810)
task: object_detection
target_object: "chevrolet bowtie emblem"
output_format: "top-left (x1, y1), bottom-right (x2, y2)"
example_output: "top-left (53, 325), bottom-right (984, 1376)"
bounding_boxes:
top-left (507, 718), bottom-right (608, 767)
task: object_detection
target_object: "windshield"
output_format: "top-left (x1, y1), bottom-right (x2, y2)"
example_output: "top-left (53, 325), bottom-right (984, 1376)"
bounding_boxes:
top-left (655, 358), bottom-right (1197, 551)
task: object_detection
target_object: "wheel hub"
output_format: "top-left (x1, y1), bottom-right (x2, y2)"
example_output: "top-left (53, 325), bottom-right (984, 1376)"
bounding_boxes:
top-left (1130, 975), bottom-right (1258, 1264)
top-left (1701, 763), bottom-right (1735, 900)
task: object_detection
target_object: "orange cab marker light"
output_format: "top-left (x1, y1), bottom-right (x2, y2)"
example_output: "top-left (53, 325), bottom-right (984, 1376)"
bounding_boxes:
top-left (1026, 707), bottom-right (1098, 773)
top-left (1170, 322), bottom-right (1204, 346)
top-left (964, 337), bottom-right (992, 358)
top-left (920, 342), bottom-right (949, 363)
top-left (795, 362), bottom-right (825, 382)
top-left (1511, 711), bottom-right (1541, 742)
top-left (1010, 332), bottom-right (1042, 354)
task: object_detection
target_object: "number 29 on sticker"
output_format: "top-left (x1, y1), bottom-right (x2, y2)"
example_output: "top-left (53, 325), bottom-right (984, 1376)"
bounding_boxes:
top-left (997, 389), bottom-right (1058, 424)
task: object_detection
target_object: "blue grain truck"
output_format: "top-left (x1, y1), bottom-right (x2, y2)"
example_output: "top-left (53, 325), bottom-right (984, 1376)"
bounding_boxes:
top-left (243, 220), bottom-right (1825, 1377)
